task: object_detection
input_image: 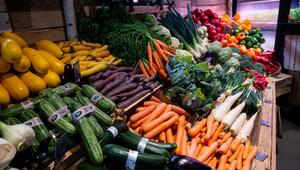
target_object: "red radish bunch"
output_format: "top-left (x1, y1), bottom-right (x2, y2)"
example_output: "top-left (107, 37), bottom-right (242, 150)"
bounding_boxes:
top-left (253, 50), bottom-right (280, 74)
top-left (191, 9), bottom-right (225, 41)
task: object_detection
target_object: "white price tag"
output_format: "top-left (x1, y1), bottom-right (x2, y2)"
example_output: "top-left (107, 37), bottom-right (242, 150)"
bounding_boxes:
top-left (126, 150), bottom-right (138, 170)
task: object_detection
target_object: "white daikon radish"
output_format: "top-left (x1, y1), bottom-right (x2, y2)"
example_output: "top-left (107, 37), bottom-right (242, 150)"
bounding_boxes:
top-left (237, 112), bottom-right (258, 142)
top-left (0, 138), bottom-right (16, 170)
top-left (213, 91), bottom-right (243, 122)
top-left (230, 113), bottom-right (247, 136)
top-left (221, 101), bottom-right (246, 127)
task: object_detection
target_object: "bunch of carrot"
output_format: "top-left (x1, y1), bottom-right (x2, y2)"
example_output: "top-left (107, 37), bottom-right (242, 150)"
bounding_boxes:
top-left (138, 39), bottom-right (175, 80)
top-left (127, 96), bottom-right (258, 170)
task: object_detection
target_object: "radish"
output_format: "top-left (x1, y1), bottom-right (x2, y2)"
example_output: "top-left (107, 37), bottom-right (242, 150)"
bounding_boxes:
top-left (237, 112), bottom-right (258, 142)
top-left (230, 113), bottom-right (247, 136)
top-left (221, 101), bottom-right (246, 128)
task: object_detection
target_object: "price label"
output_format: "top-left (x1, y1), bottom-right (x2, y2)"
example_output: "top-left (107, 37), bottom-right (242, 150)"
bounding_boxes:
top-left (255, 151), bottom-right (268, 161)
top-left (260, 119), bottom-right (271, 127)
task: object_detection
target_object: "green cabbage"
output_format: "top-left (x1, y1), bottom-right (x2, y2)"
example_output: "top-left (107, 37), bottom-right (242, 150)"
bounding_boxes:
top-left (218, 47), bottom-right (232, 63)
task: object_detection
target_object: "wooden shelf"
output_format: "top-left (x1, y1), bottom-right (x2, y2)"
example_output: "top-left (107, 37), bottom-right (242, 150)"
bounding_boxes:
top-left (129, 5), bottom-right (169, 14)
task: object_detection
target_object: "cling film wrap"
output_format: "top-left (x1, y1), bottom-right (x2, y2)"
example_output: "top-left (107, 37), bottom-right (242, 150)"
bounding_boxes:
top-left (90, 93), bottom-right (104, 105)
top-left (71, 104), bottom-right (95, 123)
top-left (24, 117), bottom-right (44, 127)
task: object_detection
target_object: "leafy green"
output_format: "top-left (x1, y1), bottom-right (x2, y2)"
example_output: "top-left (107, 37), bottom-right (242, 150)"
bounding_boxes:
top-left (217, 47), bottom-right (232, 63)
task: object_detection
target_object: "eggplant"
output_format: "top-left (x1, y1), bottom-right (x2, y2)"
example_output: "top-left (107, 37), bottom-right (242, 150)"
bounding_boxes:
top-left (168, 155), bottom-right (211, 170)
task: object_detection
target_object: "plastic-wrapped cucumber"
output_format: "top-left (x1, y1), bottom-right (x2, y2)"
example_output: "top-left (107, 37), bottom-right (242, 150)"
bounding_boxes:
top-left (63, 97), bottom-right (103, 164)
top-left (3, 117), bottom-right (22, 125)
top-left (45, 93), bottom-right (72, 122)
top-left (88, 115), bottom-right (104, 138)
top-left (53, 83), bottom-right (80, 96)
top-left (38, 99), bottom-right (76, 134)
top-left (75, 91), bottom-right (112, 126)
top-left (81, 85), bottom-right (116, 113)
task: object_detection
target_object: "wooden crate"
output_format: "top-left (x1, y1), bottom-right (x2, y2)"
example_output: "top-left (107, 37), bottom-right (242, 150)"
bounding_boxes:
top-left (284, 35), bottom-right (300, 71)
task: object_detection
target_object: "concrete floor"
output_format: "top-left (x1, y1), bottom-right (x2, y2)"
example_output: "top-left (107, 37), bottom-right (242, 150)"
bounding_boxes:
top-left (277, 119), bottom-right (300, 170)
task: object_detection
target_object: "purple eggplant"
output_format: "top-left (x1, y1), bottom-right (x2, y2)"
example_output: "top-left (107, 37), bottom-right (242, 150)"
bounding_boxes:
top-left (168, 155), bottom-right (211, 170)
top-left (117, 89), bottom-right (151, 109)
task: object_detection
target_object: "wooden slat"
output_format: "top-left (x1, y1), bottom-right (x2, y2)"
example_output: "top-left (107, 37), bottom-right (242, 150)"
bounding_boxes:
top-left (129, 5), bottom-right (169, 14)
top-left (6, 0), bottom-right (62, 11)
top-left (284, 35), bottom-right (291, 69)
top-left (16, 28), bottom-right (66, 44)
top-left (192, 0), bottom-right (227, 6)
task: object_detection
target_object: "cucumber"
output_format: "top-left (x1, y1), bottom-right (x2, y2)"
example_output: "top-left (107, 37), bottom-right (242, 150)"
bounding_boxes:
top-left (0, 97), bottom-right (41, 118)
top-left (100, 123), bottom-right (128, 147)
top-left (19, 109), bottom-right (51, 143)
top-left (39, 88), bottom-right (54, 96)
top-left (81, 85), bottom-right (116, 113)
top-left (77, 160), bottom-right (107, 170)
top-left (75, 91), bottom-right (112, 126)
top-left (3, 117), bottom-right (21, 125)
top-left (124, 131), bottom-right (177, 152)
top-left (88, 115), bottom-right (104, 138)
top-left (38, 99), bottom-right (76, 134)
top-left (117, 132), bottom-right (170, 157)
top-left (63, 97), bottom-right (103, 164)
top-left (103, 144), bottom-right (168, 168)
top-left (53, 83), bottom-right (79, 96)
top-left (45, 93), bottom-right (72, 122)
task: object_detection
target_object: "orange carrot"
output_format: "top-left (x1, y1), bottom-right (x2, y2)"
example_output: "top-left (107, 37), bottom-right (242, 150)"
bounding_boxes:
top-left (195, 144), bottom-right (202, 158)
top-left (144, 62), bottom-right (153, 76)
top-left (219, 132), bottom-right (226, 139)
top-left (201, 127), bottom-right (207, 133)
top-left (226, 164), bottom-right (230, 170)
top-left (211, 157), bottom-right (217, 169)
top-left (237, 144), bottom-right (244, 170)
top-left (134, 126), bottom-right (141, 134)
top-left (229, 160), bottom-right (237, 170)
top-left (186, 142), bottom-right (191, 155)
top-left (242, 146), bottom-right (258, 170)
top-left (198, 146), bottom-right (208, 158)
top-left (217, 155), bottom-right (227, 170)
top-left (210, 122), bottom-right (219, 139)
top-left (154, 40), bottom-right (169, 63)
top-left (208, 123), bottom-right (224, 145)
top-left (219, 132), bottom-right (232, 145)
top-left (175, 115), bottom-right (186, 154)
top-left (147, 42), bottom-right (153, 67)
top-left (131, 114), bottom-right (151, 129)
top-left (243, 139), bottom-right (251, 160)
top-left (155, 39), bottom-right (175, 53)
top-left (143, 101), bottom-right (159, 107)
top-left (144, 114), bottom-right (179, 139)
top-left (138, 60), bottom-right (149, 78)
top-left (157, 69), bottom-right (168, 79)
top-left (136, 107), bottom-right (146, 112)
top-left (152, 63), bottom-right (159, 73)
top-left (127, 121), bottom-right (131, 126)
top-left (200, 132), bottom-right (206, 138)
top-left (188, 119), bottom-right (207, 137)
top-left (204, 153), bottom-right (214, 164)
top-left (171, 105), bottom-right (190, 117)
top-left (231, 138), bottom-right (242, 152)
top-left (159, 131), bottom-right (166, 142)
top-left (219, 137), bottom-right (233, 154)
top-left (166, 128), bottom-right (174, 143)
top-left (150, 96), bottom-right (161, 103)
top-left (205, 115), bottom-right (215, 140)
top-left (153, 51), bottom-right (163, 69)
top-left (228, 144), bottom-right (243, 163)
top-left (198, 142), bottom-right (218, 162)
top-left (188, 138), bottom-right (198, 157)
top-left (226, 149), bottom-right (233, 158)
top-left (163, 49), bottom-right (174, 57)
top-left (181, 130), bottom-right (188, 155)
top-left (185, 122), bottom-right (192, 130)
top-left (141, 111), bottom-right (176, 133)
top-left (144, 103), bottom-right (167, 123)
top-left (130, 105), bottom-right (157, 122)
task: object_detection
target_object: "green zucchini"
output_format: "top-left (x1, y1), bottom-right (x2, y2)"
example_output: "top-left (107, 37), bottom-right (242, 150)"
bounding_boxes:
top-left (19, 109), bottom-right (51, 143)
top-left (77, 160), bottom-right (107, 170)
top-left (117, 132), bottom-right (170, 157)
top-left (124, 131), bottom-right (177, 152)
top-left (75, 91), bottom-right (112, 126)
top-left (81, 85), bottom-right (116, 113)
top-left (99, 123), bottom-right (128, 147)
top-left (3, 117), bottom-right (21, 125)
top-left (38, 99), bottom-right (76, 134)
top-left (88, 115), bottom-right (104, 138)
top-left (103, 144), bottom-right (168, 168)
top-left (0, 97), bottom-right (41, 119)
top-left (63, 97), bottom-right (103, 164)
top-left (45, 93), bottom-right (72, 122)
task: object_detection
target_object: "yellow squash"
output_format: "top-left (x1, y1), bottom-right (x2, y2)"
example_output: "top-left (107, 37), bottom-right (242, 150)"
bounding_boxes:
top-left (2, 32), bottom-right (28, 47)
top-left (0, 38), bottom-right (22, 63)
top-left (40, 70), bottom-right (61, 88)
top-left (38, 50), bottom-right (64, 76)
top-left (36, 40), bottom-right (63, 59)
top-left (0, 83), bottom-right (10, 105)
top-left (0, 56), bottom-right (11, 73)
top-left (80, 63), bottom-right (107, 77)
top-left (23, 47), bottom-right (49, 74)
top-left (0, 73), bottom-right (29, 101)
top-left (13, 54), bottom-right (31, 72)
top-left (20, 71), bottom-right (46, 93)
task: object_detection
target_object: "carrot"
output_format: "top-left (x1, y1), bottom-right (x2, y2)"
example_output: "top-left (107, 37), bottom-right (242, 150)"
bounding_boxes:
top-left (134, 126), bottom-right (141, 134)
top-left (155, 39), bottom-right (175, 53)
top-left (159, 131), bottom-right (166, 142)
top-left (150, 96), bottom-right (161, 103)
top-left (152, 63), bottom-right (159, 74)
top-left (198, 146), bottom-right (208, 158)
top-left (147, 42), bottom-right (153, 67)
top-left (219, 132), bottom-right (232, 145)
top-left (131, 114), bottom-right (151, 129)
top-left (144, 114), bottom-right (179, 139)
top-left (231, 138), bottom-right (242, 152)
top-left (130, 105), bottom-right (157, 122)
top-left (200, 132), bottom-right (206, 138)
top-left (219, 137), bottom-right (233, 154)
top-left (188, 138), bottom-right (198, 157)
top-left (171, 105), bottom-right (190, 117)
top-left (226, 164), bottom-right (230, 170)
top-left (153, 51), bottom-right (163, 69)
top-left (154, 40), bottom-right (169, 63)
top-left (144, 103), bottom-right (167, 123)
top-left (243, 139), bottom-right (251, 160)
top-left (136, 107), bottom-right (146, 112)
top-left (175, 115), bottom-right (186, 154)
top-left (208, 123), bottom-right (224, 145)
top-left (229, 160), bottom-right (237, 170)
top-left (211, 157), bottom-right (218, 169)
top-left (228, 144), bottom-right (243, 163)
top-left (201, 127), bottom-right (207, 133)
top-left (204, 153), bottom-right (214, 164)
top-left (141, 111), bottom-right (176, 133)
top-left (226, 149), bottom-right (233, 158)
top-left (163, 49), bottom-right (174, 57)
top-left (210, 122), bottom-right (219, 139)
top-left (188, 118), bottom-right (207, 137)
top-left (165, 128), bottom-right (174, 143)
top-left (205, 114), bottom-right (215, 140)
top-left (198, 142), bottom-right (218, 162)
top-left (143, 101), bottom-right (159, 107)
top-left (195, 144), bottom-right (202, 158)
top-left (138, 60), bottom-right (149, 78)
top-left (181, 130), bottom-right (188, 155)
top-left (217, 155), bottom-right (227, 170)
top-left (242, 146), bottom-right (258, 170)
top-left (144, 62), bottom-right (153, 76)
top-left (219, 132), bottom-right (226, 139)
top-left (157, 69), bottom-right (168, 79)
top-left (185, 122), bottom-right (192, 130)
top-left (237, 144), bottom-right (244, 170)
top-left (186, 142), bottom-right (191, 155)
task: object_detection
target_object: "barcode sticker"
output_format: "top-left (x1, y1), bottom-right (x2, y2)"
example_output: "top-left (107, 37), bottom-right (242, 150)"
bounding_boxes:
top-left (107, 126), bottom-right (118, 138)
top-left (126, 150), bottom-right (138, 170)
top-left (137, 137), bottom-right (149, 153)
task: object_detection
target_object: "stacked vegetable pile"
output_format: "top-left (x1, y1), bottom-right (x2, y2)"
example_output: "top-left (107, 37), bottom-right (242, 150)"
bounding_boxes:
top-left (128, 95), bottom-right (258, 170)
top-left (57, 40), bottom-right (121, 77)
top-left (89, 66), bottom-right (160, 109)
top-left (289, 8), bottom-right (300, 22)
top-left (0, 32), bottom-right (64, 105)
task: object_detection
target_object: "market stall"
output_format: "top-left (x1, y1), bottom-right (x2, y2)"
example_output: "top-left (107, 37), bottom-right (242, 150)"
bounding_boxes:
top-left (0, 1), bottom-right (282, 170)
